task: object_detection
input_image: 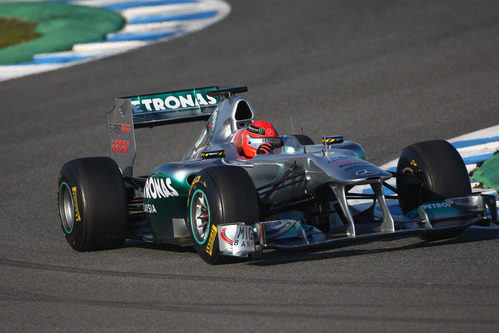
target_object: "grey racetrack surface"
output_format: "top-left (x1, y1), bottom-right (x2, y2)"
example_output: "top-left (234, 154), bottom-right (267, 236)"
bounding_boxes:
top-left (1, 1), bottom-right (499, 331)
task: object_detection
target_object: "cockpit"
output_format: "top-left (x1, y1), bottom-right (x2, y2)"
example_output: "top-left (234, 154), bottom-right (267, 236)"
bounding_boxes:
top-left (183, 97), bottom-right (255, 160)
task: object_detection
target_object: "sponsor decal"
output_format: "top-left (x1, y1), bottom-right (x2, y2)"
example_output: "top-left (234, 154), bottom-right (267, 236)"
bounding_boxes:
top-left (422, 202), bottom-right (451, 210)
top-left (188, 175), bottom-right (207, 206)
top-left (191, 175), bottom-right (201, 186)
top-left (220, 227), bottom-right (233, 245)
top-left (121, 124), bottom-right (131, 134)
top-left (144, 203), bottom-right (157, 214)
top-left (201, 150), bottom-right (225, 159)
top-left (109, 123), bottom-right (131, 134)
top-left (355, 169), bottom-right (378, 176)
top-left (420, 201), bottom-right (459, 221)
top-left (322, 136), bottom-right (344, 145)
top-left (130, 91), bottom-right (218, 113)
top-left (233, 226), bottom-right (254, 246)
top-left (217, 224), bottom-right (255, 256)
top-left (189, 175), bottom-right (206, 191)
top-left (247, 124), bottom-right (273, 136)
top-left (410, 160), bottom-right (418, 167)
top-left (71, 186), bottom-right (81, 222)
top-left (247, 125), bottom-right (260, 135)
top-left (109, 123), bottom-right (120, 134)
top-left (112, 136), bottom-right (130, 154)
top-left (206, 224), bottom-right (218, 256)
top-left (144, 177), bottom-right (179, 199)
top-left (232, 225), bottom-right (255, 256)
top-left (188, 175), bottom-right (203, 206)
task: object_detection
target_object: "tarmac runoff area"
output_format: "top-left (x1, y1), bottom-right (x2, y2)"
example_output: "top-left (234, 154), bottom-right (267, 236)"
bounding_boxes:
top-left (0, 0), bottom-right (230, 81)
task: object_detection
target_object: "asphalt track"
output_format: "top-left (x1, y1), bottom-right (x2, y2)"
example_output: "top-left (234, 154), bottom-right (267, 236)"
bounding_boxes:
top-left (1, 1), bottom-right (499, 332)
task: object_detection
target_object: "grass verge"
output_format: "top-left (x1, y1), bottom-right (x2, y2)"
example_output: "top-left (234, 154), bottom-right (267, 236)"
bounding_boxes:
top-left (0, 17), bottom-right (41, 49)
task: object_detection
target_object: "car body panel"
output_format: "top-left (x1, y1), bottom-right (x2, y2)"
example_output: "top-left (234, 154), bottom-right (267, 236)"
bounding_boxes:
top-left (104, 86), bottom-right (497, 254)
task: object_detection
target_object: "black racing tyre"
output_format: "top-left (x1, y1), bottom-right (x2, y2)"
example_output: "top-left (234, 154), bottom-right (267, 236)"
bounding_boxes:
top-left (294, 134), bottom-right (315, 145)
top-left (396, 140), bottom-right (471, 240)
top-left (57, 157), bottom-right (128, 251)
top-left (396, 140), bottom-right (470, 213)
top-left (186, 166), bottom-right (259, 264)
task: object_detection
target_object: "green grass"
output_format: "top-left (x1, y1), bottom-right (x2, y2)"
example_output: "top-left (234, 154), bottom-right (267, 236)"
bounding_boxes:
top-left (0, 2), bottom-right (125, 64)
top-left (0, 17), bottom-right (41, 49)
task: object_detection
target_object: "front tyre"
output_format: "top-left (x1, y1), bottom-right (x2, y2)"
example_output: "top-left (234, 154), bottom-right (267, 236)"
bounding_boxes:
top-left (57, 157), bottom-right (128, 251)
top-left (186, 166), bottom-right (259, 264)
top-left (396, 140), bottom-right (471, 213)
top-left (396, 140), bottom-right (471, 240)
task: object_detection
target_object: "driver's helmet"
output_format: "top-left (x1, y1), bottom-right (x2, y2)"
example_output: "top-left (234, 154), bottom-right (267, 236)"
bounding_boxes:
top-left (241, 120), bottom-right (281, 158)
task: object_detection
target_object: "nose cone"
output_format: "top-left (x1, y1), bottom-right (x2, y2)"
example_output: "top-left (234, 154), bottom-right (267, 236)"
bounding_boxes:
top-left (314, 155), bottom-right (391, 184)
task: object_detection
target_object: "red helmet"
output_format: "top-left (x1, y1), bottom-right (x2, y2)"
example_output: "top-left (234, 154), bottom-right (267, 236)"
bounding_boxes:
top-left (241, 121), bottom-right (281, 158)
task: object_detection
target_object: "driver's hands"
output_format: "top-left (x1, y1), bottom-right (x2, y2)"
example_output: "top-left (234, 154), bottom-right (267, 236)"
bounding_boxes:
top-left (257, 142), bottom-right (274, 155)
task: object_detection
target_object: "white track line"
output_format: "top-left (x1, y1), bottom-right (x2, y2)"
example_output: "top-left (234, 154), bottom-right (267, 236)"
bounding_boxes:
top-left (0, 0), bottom-right (230, 81)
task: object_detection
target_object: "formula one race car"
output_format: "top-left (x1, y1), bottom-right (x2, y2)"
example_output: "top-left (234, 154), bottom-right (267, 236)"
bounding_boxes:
top-left (57, 86), bottom-right (498, 264)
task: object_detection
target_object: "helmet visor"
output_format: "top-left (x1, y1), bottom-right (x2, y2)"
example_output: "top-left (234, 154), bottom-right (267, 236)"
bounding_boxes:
top-left (245, 135), bottom-right (282, 150)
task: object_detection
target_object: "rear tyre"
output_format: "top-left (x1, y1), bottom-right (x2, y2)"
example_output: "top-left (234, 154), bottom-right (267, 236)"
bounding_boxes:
top-left (396, 140), bottom-right (471, 240)
top-left (57, 157), bottom-right (128, 251)
top-left (186, 166), bottom-right (259, 264)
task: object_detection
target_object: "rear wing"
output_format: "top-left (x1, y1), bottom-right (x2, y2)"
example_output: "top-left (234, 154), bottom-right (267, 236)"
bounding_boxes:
top-left (128, 86), bottom-right (221, 128)
top-left (106, 86), bottom-right (222, 176)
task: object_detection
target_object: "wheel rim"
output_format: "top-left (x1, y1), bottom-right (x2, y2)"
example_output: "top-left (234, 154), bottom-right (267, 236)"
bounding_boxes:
top-left (59, 182), bottom-right (75, 234)
top-left (190, 189), bottom-right (210, 245)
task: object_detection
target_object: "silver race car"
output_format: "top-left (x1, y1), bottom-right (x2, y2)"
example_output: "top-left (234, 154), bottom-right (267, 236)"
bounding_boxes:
top-left (57, 86), bottom-right (498, 264)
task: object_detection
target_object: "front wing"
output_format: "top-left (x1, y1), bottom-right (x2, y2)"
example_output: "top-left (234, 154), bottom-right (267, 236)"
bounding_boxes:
top-left (216, 193), bottom-right (498, 257)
